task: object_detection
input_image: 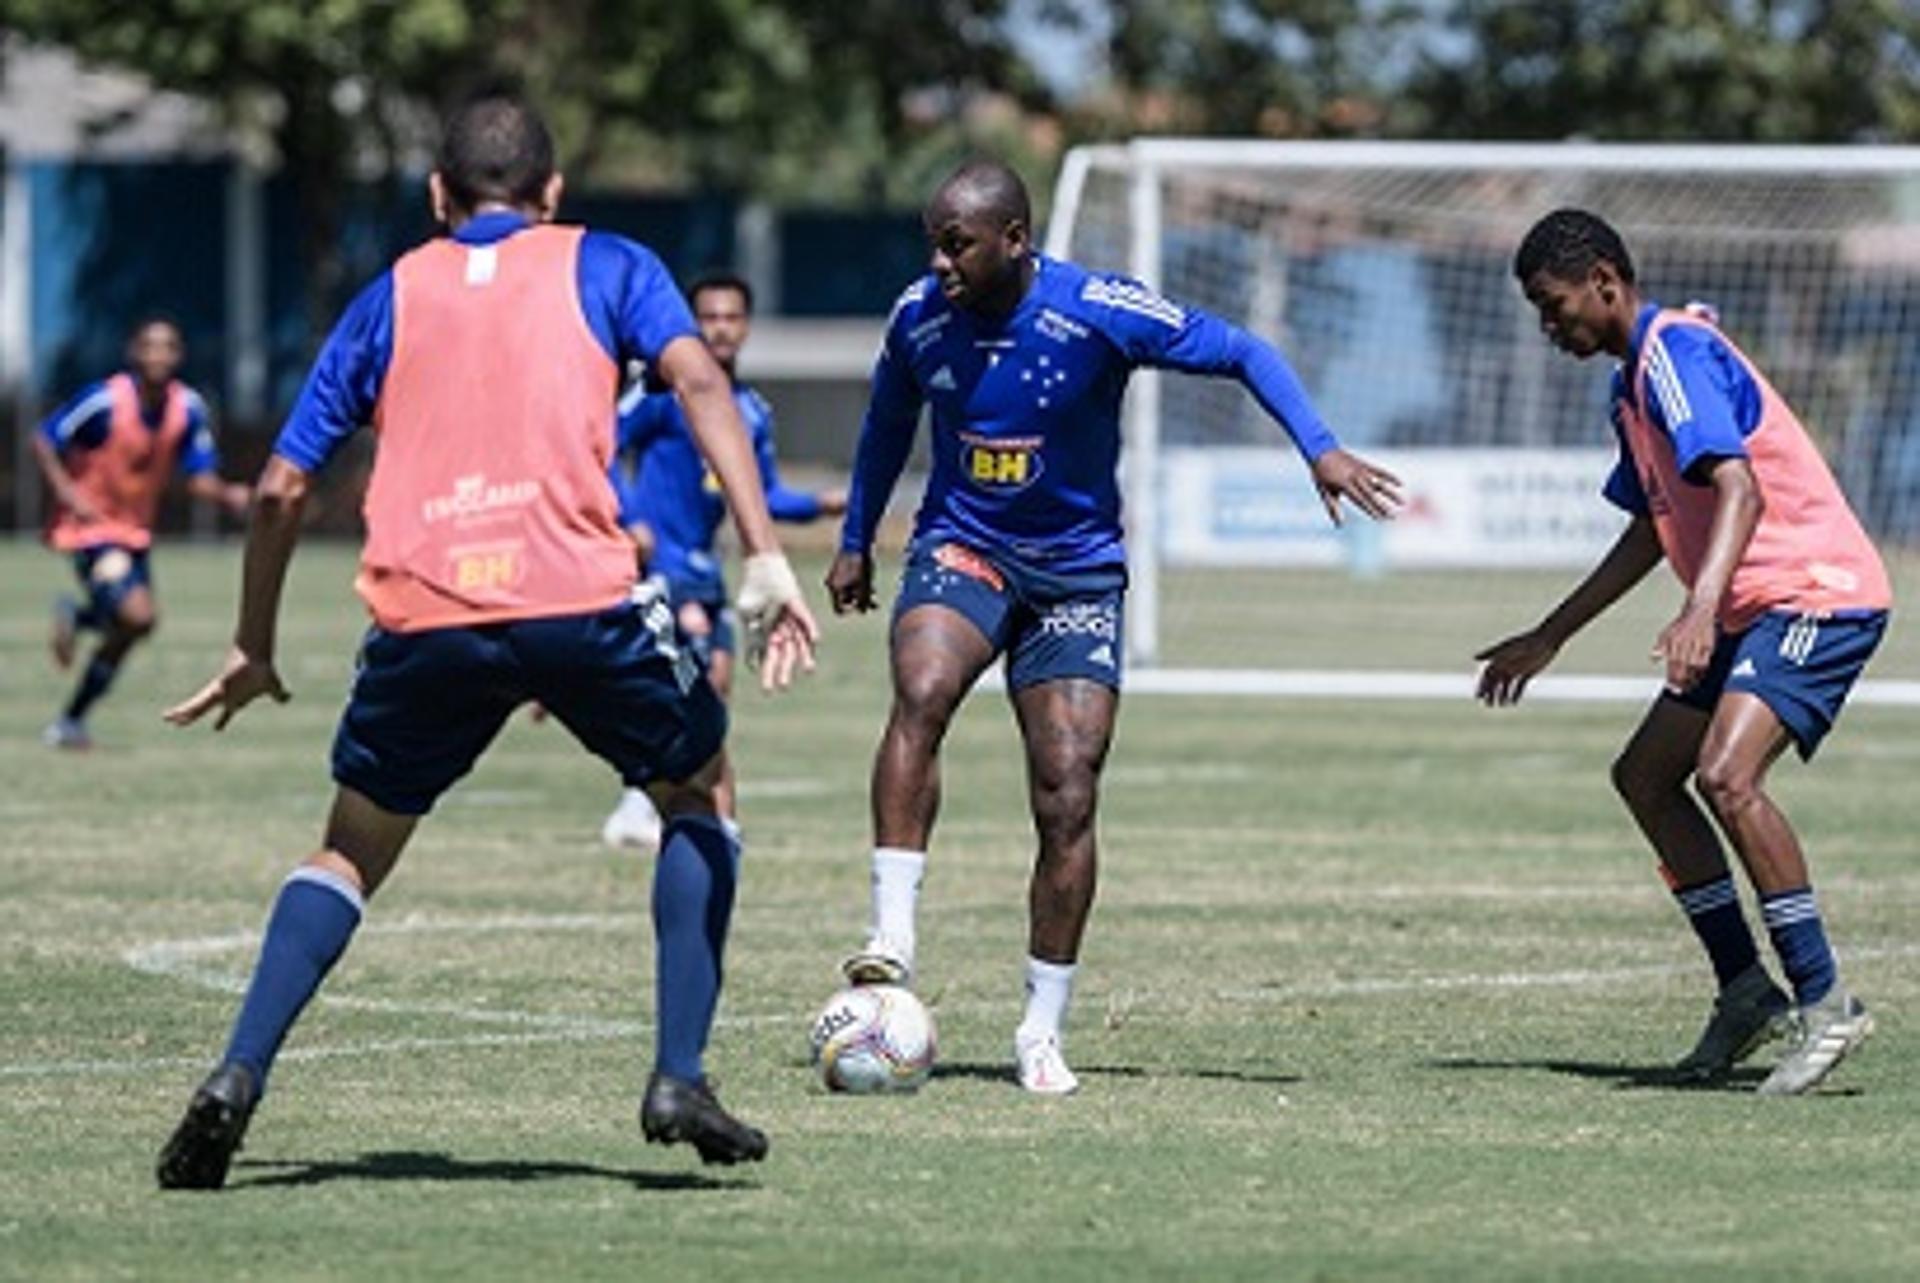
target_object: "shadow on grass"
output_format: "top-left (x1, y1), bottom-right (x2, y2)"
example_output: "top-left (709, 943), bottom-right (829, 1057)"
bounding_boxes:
top-left (932, 1060), bottom-right (1301, 1087)
top-left (229, 1150), bottom-right (749, 1191)
top-left (1423, 1057), bottom-right (1860, 1096)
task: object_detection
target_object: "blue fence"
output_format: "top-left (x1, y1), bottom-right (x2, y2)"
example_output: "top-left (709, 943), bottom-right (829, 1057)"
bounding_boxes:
top-left (12, 158), bottom-right (921, 423)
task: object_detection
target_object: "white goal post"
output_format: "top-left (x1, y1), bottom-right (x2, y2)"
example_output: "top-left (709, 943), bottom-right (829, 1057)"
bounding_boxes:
top-left (1044, 140), bottom-right (1920, 672)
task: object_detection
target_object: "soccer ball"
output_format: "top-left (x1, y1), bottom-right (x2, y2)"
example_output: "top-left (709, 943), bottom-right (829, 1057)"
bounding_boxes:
top-left (808, 984), bottom-right (937, 1093)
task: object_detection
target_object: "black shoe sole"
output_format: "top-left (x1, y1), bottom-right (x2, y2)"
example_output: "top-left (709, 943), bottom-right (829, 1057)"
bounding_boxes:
top-left (641, 1109), bottom-right (768, 1165)
top-left (156, 1094), bottom-right (250, 1190)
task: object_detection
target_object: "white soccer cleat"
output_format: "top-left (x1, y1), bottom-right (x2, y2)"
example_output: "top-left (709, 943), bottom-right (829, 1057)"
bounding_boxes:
top-left (600, 787), bottom-right (662, 850)
top-left (1756, 987), bottom-right (1874, 1097)
top-left (841, 936), bottom-right (914, 988)
top-left (41, 716), bottom-right (91, 751)
top-left (1015, 1033), bottom-right (1080, 1096)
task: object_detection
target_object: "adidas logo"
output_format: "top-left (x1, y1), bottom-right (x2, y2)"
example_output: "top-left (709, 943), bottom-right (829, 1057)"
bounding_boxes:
top-left (1731, 658), bottom-right (1757, 678)
top-left (1089, 643), bottom-right (1115, 669)
top-left (928, 366), bottom-right (957, 391)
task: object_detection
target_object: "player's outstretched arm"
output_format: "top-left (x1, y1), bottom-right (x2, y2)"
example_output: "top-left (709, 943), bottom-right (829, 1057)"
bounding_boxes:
top-left (1309, 448), bottom-right (1403, 526)
top-left (164, 455), bottom-right (308, 729)
top-left (658, 335), bottom-right (818, 689)
top-left (30, 432), bottom-right (100, 524)
top-left (186, 471), bottom-right (253, 520)
top-left (1474, 516), bottom-right (1663, 706)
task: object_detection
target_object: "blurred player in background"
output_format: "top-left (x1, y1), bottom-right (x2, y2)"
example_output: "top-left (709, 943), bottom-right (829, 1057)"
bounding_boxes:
top-left (33, 317), bottom-right (251, 749)
top-left (1478, 208), bottom-right (1891, 1096)
top-left (827, 159), bottom-right (1401, 1094)
top-left (153, 92), bottom-right (816, 1190)
top-left (601, 272), bottom-right (846, 849)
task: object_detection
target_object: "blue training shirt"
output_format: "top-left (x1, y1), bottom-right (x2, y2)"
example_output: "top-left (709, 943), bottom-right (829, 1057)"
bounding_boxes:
top-left (840, 253), bottom-right (1341, 573)
top-left (612, 380), bottom-right (823, 602)
top-left (274, 211), bottom-right (698, 473)
top-left (1603, 302), bottom-right (1762, 516)
top-left (848, 253), bottom-right (1344, 568)
top-left (40, 378), bottom-right (218, 477)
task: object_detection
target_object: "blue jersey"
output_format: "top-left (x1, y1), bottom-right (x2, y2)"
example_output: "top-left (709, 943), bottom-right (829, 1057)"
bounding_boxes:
top-left (840, 254), bottom-right (1340, 573)
top-left (1603, 302), bottom-right (1765, 515)
top-left (40, 377), bottom-right (217, 476)
top-left (612, 381), bottom-right (822, 601)
top-left (274, 211), bottom-right (697, 473)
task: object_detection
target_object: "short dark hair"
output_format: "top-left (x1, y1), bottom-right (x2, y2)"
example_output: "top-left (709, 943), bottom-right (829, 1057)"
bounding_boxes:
top-left (128, 312), bottom-right (183, 342)
top-left (1513, 208), bottom-right (1636, 285)
top-left (933, 158), bottom-right (1032, 229)
top-left (689, 272), bottom-right (754, 314)
top-left (436, 92), bottom-right (555, 214)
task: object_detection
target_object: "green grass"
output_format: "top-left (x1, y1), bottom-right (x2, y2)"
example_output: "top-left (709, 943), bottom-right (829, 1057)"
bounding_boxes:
top-left (2, 540), bottom-right (1917, 1281)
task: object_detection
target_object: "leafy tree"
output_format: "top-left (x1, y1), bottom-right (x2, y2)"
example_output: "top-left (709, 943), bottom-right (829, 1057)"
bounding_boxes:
top-left (1, 0), bottom-right (1047, 321)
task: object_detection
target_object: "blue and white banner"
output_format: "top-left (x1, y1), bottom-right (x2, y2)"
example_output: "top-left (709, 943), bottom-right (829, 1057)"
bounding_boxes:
top-left (1157, 447), bottom-right (1628, 568)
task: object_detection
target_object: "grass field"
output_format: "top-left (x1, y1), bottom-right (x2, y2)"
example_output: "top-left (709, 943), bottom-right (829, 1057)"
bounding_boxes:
top-left (3, 539), bottom-right (1918, 1281)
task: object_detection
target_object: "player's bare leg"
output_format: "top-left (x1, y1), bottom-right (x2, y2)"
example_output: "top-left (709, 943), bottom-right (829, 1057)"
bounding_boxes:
top-left (46, 585), bottom-right (156, 750)
top-left (1694, 693), bottom-right (1803, 893)
top-left (1694, 692), bottom-right (1870, 1094)
top-left (1612, 696), bottom-right (1788, 1078)
top-left (639, 752), bottom-right (768, 1163)
top-left (1008, 677), bottom-right (1116, 1094)
top-left (845, 604), bottom-right (996, 985)
top-left (158, 789), bottom-right (416, 1190)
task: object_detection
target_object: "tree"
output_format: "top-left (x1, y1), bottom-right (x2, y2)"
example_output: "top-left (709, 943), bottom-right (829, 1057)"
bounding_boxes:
top-left (1376, 0), bottom-right (1920, 143)
top-left (0, 0), bottom-right (1049, 323)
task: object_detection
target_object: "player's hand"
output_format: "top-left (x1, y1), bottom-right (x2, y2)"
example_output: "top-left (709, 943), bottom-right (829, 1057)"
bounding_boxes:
top-left (1310, 448), bottom-right (1403, 525)
top-left (817, 488), bottom-right (849, 518)
top-left (825, 550), bottom-right (875, 614)
top-left (1654, 603), bottom-right (1717, 694)
top-left (163, 645), bottom-right (290, 730)
top-left (221, 482), bottom-right (253, 518)
top-left (736, 552), bottom-right (819, 692)
top-left (626, 520), bottom-right (656, 572)
top-left (1474, 628), bottom-right (1560, 706)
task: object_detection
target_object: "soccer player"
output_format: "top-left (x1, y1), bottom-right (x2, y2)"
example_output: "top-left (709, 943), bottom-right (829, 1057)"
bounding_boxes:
top-left (153, 93), bottom-right (817, 1189)
top-left (601, 272), bottom-right (847, 848)
top-left (33, 317), bottom-right (250, 749)
top-left (1478, 208), bottom-right (1891, 1096)
top-left (827, 160), bottom-right (1402, 1094)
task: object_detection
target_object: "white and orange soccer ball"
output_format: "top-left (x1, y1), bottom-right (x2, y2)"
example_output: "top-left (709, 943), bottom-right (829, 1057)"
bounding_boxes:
top-left (808, 985), bottom-right (937, 1093)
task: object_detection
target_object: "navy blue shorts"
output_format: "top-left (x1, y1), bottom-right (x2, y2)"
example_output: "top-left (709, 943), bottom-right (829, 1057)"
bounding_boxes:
top-left (1670, 609), bottom-right (1888, 759)
top-left (892, 540), bottom-right (1125, 691)
top-left (71, 544), bottom-right (151, 620)
top-left (332, 599), bottom-right (726, 816)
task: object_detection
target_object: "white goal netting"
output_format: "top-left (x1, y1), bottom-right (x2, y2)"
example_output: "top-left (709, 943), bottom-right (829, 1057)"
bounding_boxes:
top-left (1046, 141), bottom-right (1920, 670)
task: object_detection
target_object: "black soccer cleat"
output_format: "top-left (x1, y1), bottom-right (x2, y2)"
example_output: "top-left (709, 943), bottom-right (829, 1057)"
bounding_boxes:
top-left (640, 1071), bottom-right (769, 1165)
top-left (156, 1063), bottom-right (259, 1191)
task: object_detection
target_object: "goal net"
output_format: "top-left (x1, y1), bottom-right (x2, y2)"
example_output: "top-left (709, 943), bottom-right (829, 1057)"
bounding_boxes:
top-left (1044, 141), bottom-right (1920, 673)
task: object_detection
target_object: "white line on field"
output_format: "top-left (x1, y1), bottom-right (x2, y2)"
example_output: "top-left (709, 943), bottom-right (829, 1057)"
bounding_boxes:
top-left (3, 915), bottom-right (1914, 1081)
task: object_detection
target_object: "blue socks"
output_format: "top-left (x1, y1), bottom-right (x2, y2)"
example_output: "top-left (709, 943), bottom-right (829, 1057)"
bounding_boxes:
top-left (222, 867), bottom-right (365, 1090)
top-left (65, 657), bottom-right (119, 720)
top-left (651, 815), bottom-right (740, 1083)
top-left (1672, 874), bottom-right (1760, 987)
top-left (1761, 887), bottom-right (1836, 1006)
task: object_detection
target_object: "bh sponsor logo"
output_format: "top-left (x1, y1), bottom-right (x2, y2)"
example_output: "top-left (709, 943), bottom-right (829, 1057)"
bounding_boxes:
top-left (960, 432), bottom-right (1044, 491)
